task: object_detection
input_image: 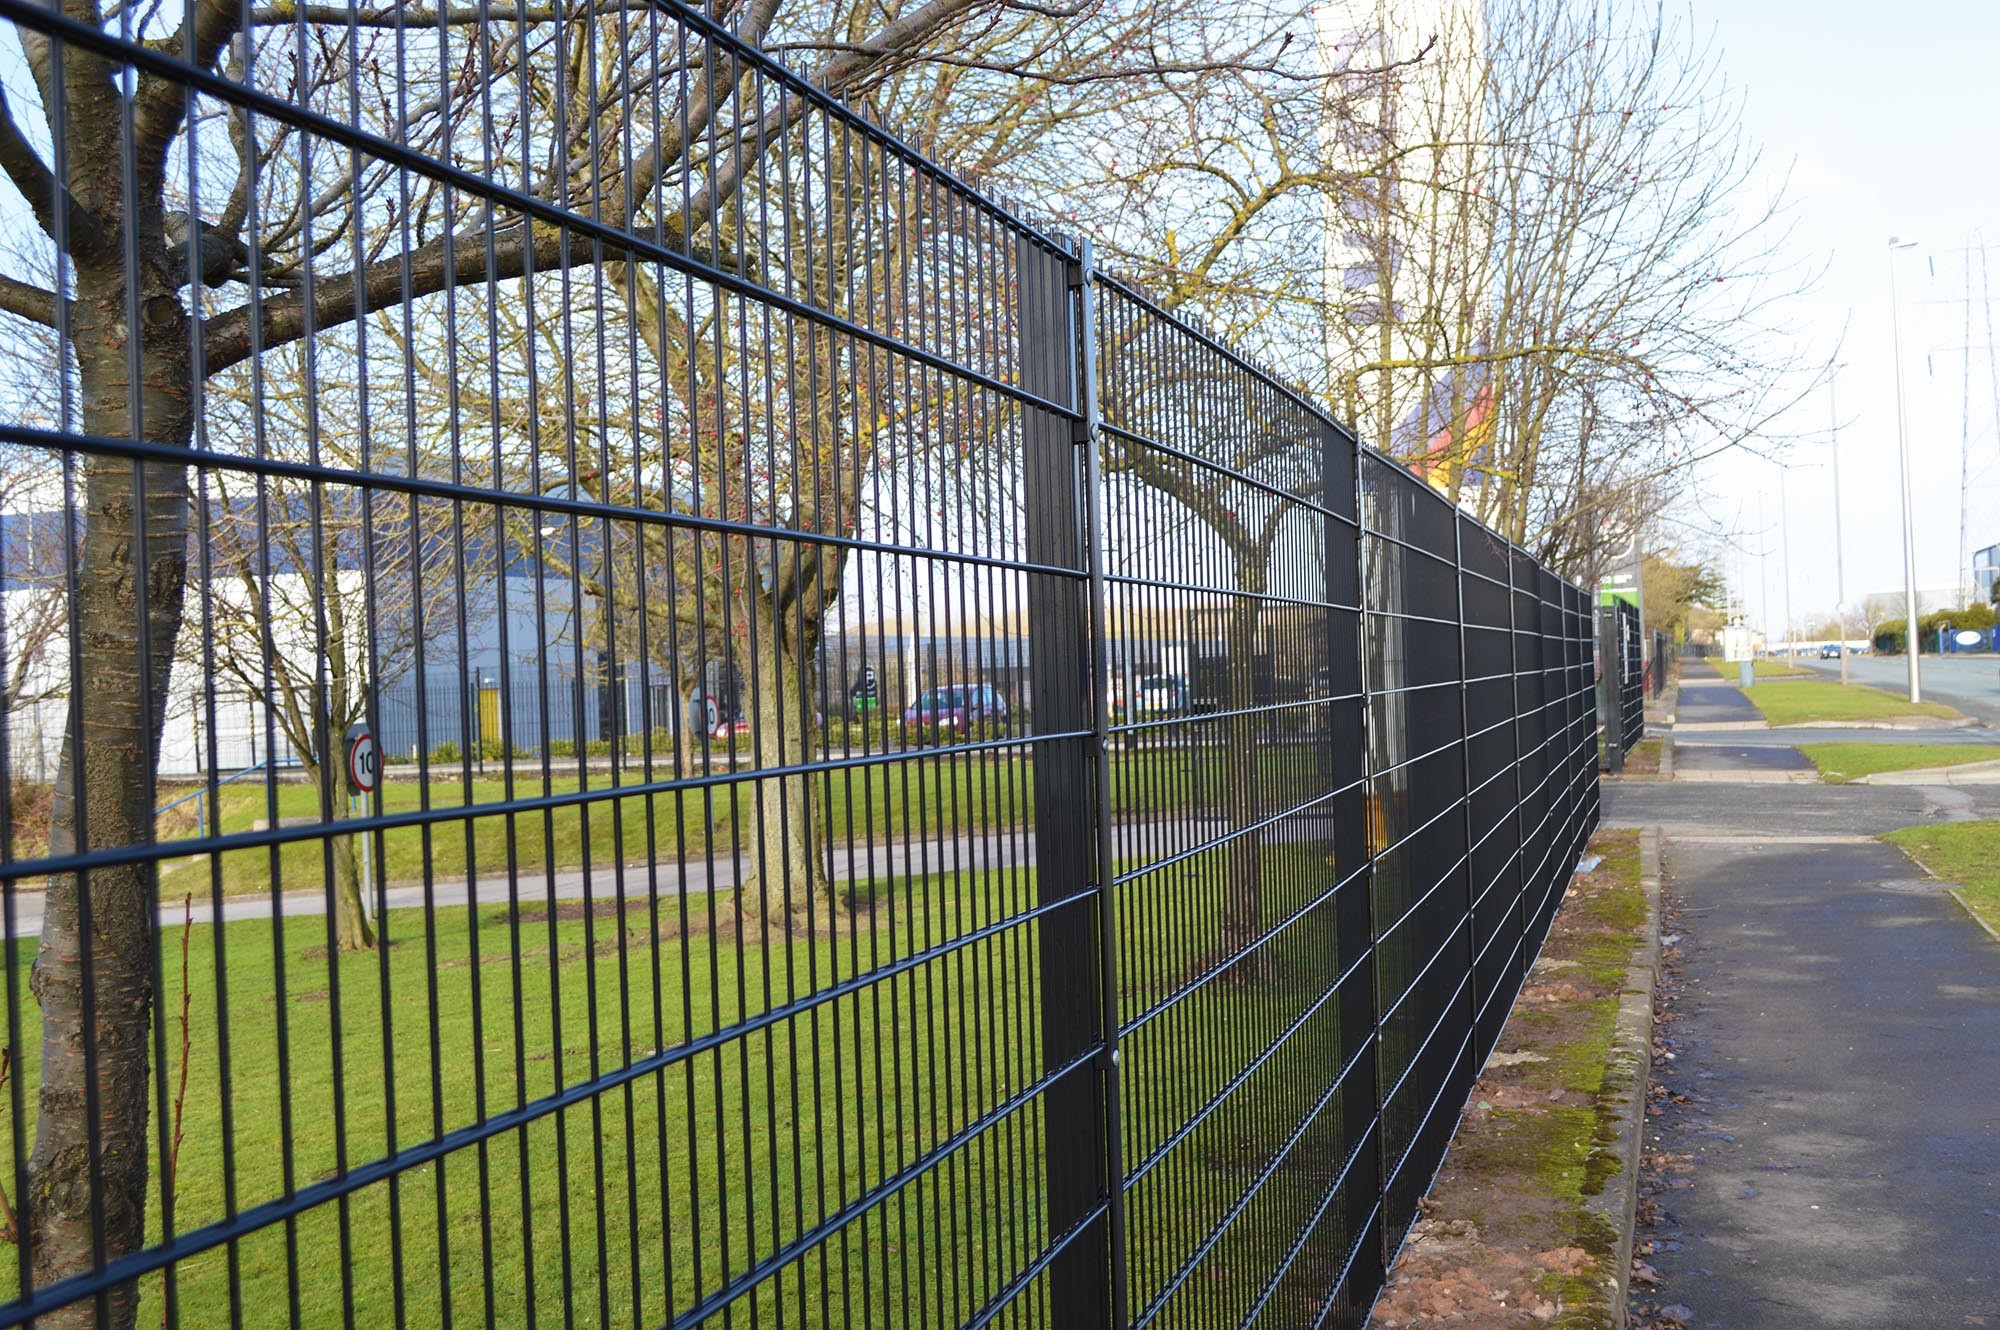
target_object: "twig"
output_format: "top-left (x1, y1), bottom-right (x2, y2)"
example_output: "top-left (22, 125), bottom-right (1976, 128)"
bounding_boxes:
top-left (159, 895), bottom-right (194, 1329)
top-left (0, 1047), bottom-right (15, 1244)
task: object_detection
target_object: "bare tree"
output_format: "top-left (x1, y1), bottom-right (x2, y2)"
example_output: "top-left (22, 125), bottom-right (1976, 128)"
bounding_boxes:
top-left (1, 1), bottom-right (1196, 1318)
top-left (0, 451), bottom-right (70, 740)
top-left (192, 335), bottom-right (485, 951)
top-left (1320, 0), bottom-right (1824, 576)
top-left (375, 0), bottom-right (1373, 937)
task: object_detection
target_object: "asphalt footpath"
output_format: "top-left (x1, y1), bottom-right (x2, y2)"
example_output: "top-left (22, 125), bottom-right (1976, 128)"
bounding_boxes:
top-left (1671, 673), bottom-right (1814, 777)
top-left (1597, 673), bottom-right (2000, 1329)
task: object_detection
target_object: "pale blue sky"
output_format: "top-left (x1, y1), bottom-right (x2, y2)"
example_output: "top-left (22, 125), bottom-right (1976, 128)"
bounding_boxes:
top-left (1681, 0), bottom-right (2000, 631)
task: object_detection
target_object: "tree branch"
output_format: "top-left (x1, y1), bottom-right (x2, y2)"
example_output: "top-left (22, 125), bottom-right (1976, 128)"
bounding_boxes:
top-left (244, 2), bottom-right (637, 26)
top-left (0, 274), bottom-right (64, 329)
top-left (0, 80), bottom-right (110, 255)
top-left (132, 0), bottom-right (244, 183)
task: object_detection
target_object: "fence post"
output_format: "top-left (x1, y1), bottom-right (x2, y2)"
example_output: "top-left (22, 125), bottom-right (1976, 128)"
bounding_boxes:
top-left (1598, 609), bottom-right (1624, 774)
top-left (1018, 233), bottom-right (1113, 1328)
top-left (1326, 426), bottom-right (1383, 1301)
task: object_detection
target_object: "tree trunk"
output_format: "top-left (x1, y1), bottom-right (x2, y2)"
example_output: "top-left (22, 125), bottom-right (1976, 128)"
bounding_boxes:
top-left (739, 613), bottom-right (830, 933)
top-left (323, 763), bottom-right (376, 953)
top-left (29, 270), bottom-right (194, 1329)
top-left (1219, 575), bottom-right (1266, 971)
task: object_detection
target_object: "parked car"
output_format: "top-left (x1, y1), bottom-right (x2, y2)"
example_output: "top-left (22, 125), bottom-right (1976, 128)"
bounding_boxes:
top-left (1819, 643), bottom-right (1840, 659)
top-left (1133, 673), bottom-right (1189, 717)
top-left (902, 684), bottom-right (1009, 735)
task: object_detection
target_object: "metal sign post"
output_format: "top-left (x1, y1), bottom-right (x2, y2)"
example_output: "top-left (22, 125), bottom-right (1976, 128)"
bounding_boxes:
top-left (345, 722), bottom-right (378, 916)
top-left (1722, 622), bottom-right (1755, 690)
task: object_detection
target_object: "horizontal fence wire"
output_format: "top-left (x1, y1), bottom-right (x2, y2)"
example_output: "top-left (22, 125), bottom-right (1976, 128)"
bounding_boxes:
top-left (0, 6), bottom-right (1598, 1329)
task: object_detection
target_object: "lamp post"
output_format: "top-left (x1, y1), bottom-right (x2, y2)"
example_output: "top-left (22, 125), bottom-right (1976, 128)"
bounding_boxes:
top-left (1778, 467), bottom-right (1793, 658)
top-left (1889, 236), bottom-right (1923, 702)
top-left (1829, 364), bottom-right (1850, 685)
top-left (1758, 491), bottom-right (1770, 652)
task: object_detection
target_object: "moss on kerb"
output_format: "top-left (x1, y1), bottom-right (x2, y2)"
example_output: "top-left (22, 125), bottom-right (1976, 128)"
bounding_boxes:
top-left (1583, 1037), bottom-right (1646, 1199)
top-left (1439, 828), bottom-right (1650, 1318)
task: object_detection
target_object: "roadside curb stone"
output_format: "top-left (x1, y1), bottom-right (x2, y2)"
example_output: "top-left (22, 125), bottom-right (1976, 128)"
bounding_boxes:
top-left (1585, 826), bottom-right (1661, 1328)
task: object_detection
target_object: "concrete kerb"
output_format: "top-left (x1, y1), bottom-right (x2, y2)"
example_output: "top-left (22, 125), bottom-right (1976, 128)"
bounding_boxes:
top-left (1948, 888), bottom-right (2000, 944)
top-left (1584, 826), bottom-right (1662, 1329)
top-left (1675, 719), bottom-right (1984, 736)
top-left (1778, 715), bottom-right (1985, 731)
top-left (1888, 840), bottom-right (2000, 945)
top-left (1658, 734), bottom-right (1674, 780)
top-left (1858, 757), bottom-right (2000, 785)
top-left (1671, 768), bottom-right (1818, 784)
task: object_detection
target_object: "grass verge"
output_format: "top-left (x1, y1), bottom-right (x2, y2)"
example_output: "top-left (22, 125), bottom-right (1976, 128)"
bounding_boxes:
top-left (1370, 828), bottom-right (1649, 1329)
top-left (1882, 820), bottom-right (2000, 937)
top-left (1740, 678), bottom-right (1963, 727)
top-left (16, 739), bottom-right (1332, 898)
top-left (1618, 740), bottom-right (1662, 778)
top-left (1799, 742), bottom-right (2000, 783)
top-left (1708, 658), bottom-right (1809, 680)
top-left (0, 833), bottom-right (1354, 1327)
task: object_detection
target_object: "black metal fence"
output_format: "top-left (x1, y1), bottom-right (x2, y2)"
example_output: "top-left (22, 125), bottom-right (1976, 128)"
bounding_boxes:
top-left (1603, 600), bottom-right (1646, 760)
top-left (0, 6), bottom-right (1597, 1329)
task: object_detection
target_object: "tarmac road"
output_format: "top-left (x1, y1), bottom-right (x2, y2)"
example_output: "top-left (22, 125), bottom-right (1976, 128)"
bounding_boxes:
top-left (1793, 652), bottom-right (2000, 725)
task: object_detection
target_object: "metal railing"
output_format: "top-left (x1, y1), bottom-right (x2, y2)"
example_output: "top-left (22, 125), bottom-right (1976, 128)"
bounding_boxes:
top-left (0, 6), bottom-right (1598, 1328)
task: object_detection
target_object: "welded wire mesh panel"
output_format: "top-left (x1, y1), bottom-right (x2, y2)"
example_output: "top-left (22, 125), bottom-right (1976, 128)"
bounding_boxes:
top-left (1571, 586), bottom-right (1605, 840)
top-left (1619, 601), bottom-right (1645, 753)
top-left (0, 5), bottom-right (1604, 1328)
top-left (1358, 456), bottom-right (1472, 1248)
top-left (1457, 517), bottom-right (1524, 1064)
top-left (0, 6), bottom-right (1097, 1327)
top-left (1090, 274), bottom-right (1376, 1330)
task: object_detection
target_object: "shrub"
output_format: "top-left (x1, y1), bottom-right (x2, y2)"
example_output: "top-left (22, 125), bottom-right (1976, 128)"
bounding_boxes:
top-left (1874, 604), bottom-right (1995, 654)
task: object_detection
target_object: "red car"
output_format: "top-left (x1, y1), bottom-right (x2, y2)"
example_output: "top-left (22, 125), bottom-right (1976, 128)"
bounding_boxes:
top-left (902, 684), bottom-right (1009, 734)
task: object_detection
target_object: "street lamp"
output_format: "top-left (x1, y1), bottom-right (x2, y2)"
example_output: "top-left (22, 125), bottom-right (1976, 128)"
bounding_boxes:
top-left (1778, 466), bottom-right (1793, 658)
top-left (1829, 363), bottom-right (1850, 685)
top-left (1888, 236), bottom-right (1922, 703)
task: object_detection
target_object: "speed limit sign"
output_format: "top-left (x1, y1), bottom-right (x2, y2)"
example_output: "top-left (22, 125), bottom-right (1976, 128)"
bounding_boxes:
top-left (344, 722), bottom-right (379, 795)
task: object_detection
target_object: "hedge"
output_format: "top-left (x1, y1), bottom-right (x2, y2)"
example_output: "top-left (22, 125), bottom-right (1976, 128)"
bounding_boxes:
top-left (1872, 603), bottom-right (1997, 654)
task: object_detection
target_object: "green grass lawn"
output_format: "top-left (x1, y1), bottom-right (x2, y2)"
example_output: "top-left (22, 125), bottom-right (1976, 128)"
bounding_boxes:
top-left (1882, 820), bottom-right (2000, 936)
top-left (1739, 679), bottom-right (1963, 727)
top-left (1799, 743), bottom-right (2000, 783)
top-left (12, 738), bottom-right (1333, 901)
top-left (1708, 657), bottom-right (1809, 679)
top-left (0, 825), bottom-right (1362, 1328)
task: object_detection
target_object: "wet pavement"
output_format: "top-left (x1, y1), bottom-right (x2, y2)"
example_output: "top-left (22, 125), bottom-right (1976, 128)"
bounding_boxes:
top-left (1671, 743), bottom-right (1812, 775)
top-left (1677, 675), bottom-right (1767, 727)
top-left (1600, 780), bottom-right (2000, 836)
top-left (1612, 667), bottom-right (2000, 1329)
top-left (1638, 834), bottom-right (2000, 1328)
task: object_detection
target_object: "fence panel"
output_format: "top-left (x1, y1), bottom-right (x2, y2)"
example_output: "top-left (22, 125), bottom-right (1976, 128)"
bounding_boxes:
top-left (1621, 601), bottom-right (1647, 752)
top-left (0, 8), bottom-right (1597, 1329)
top-left (1092, 269), bottom-right (1374, 1330)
